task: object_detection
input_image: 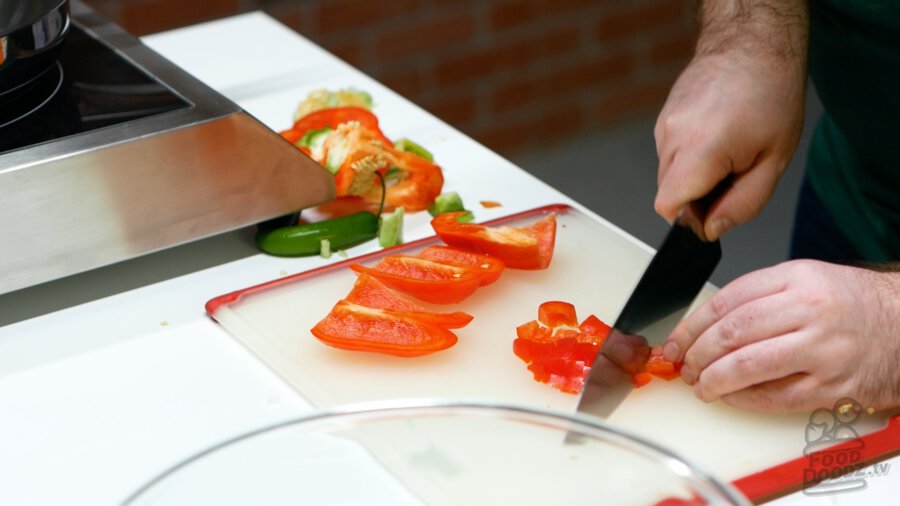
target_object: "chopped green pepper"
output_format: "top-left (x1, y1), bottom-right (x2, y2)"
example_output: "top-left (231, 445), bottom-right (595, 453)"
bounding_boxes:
top-left (378, 207), bottom-right (405, 248)
top-left (393, 138), bottom-right (434, 161)
top-left (428, 191), bottom-right (474, 222)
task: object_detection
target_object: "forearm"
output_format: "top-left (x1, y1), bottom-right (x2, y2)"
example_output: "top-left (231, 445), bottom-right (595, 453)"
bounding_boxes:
top-left (696, 0), bottom-right (809, 72)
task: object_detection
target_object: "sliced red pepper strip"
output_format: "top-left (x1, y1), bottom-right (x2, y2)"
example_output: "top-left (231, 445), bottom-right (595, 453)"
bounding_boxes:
top-left (431, 212), bottom-right (557, 270)
top-left (303, 196), bottom-right (382, 222)
top-left (381, 150), bottom-right (444, 212)
top-left (311, 300), bottom-right (457, 357)
top-left (288, 106), bottom-right (392, 145)
top-left (280, 129), bottom-right (303, 144)
top-left (286, 106), bottom-right (444, 212)
top-left (345, 273), bottom-right (473, 329)
top-left (350, 256), bottom-right (484, 304)
top-left (417, 245), bottom-right (505, 286)
top-left (323, 123), bottom-right (394, 196)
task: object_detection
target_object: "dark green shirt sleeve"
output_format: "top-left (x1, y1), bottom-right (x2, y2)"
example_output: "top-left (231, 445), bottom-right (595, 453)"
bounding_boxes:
top-left (805, 0), bottom-right (900, 261)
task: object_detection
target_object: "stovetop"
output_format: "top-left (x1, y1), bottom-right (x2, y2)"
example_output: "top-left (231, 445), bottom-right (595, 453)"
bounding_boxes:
top-left (0, 23), bottom-right (190, 155)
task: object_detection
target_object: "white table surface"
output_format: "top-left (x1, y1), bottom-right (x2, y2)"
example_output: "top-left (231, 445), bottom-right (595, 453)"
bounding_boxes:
top-left (0, 12), bottom-right (894, 506)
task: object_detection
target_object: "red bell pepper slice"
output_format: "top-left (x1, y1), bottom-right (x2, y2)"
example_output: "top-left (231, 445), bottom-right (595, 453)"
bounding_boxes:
top-left (279, 129), bottom-right (303, 144)
top-left (417, 245), bottom-right (505, 286)
top-left (287, 106), bottom-right (392, 145)
top-left (285, 106), bottom-right (444, 212)
top-left (377, 150), bottom-right (444, 212)
top-left (350, 255), bottom-right (485, 304)
top-left (311, 300), bottom-right (457, 357)
top-left (431, 212), bottom-right (557, 270)
top-left (345, 273), bottom-right (473, 329)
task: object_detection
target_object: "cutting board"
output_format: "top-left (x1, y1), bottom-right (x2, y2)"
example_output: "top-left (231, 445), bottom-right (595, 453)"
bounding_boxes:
top-left (207, 204), bottom-right (899, 503)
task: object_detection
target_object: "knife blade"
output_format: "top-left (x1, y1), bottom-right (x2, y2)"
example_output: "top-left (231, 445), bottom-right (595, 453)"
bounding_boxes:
top-left (574, 178), bottom-right (730, 419)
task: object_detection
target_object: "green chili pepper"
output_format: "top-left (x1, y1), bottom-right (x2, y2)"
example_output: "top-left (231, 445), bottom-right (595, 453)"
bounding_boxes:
top-left (255, 173), bottom-right (387, 257)
top-left (255, 211), bottom-right (379, 256)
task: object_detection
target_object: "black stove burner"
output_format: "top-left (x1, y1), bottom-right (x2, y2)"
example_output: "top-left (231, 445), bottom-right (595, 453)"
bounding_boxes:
top-left (0, 23), bottom-right (190, 155)
top-left (0, 62), bottom-right (65, 129)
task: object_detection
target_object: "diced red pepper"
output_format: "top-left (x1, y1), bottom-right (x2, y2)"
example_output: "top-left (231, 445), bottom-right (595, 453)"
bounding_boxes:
top-left (513, 301), bottom-right (608, 394)
top-left (645, 346), bottom-right (683, 381)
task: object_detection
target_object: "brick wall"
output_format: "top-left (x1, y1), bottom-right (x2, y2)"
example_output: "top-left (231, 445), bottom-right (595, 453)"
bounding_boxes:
top-left (85, 0), bottom-right (697, 155)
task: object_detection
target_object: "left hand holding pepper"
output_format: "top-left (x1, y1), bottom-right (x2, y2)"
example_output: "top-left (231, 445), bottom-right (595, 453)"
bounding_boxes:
top-left (661, 260), bottom-right (900, 412)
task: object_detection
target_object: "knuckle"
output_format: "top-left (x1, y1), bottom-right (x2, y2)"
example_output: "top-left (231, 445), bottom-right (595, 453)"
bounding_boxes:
top-left (747, 387), bottom-right (774, 411)
top-left (733, 349), bottom-right (757, 377)
top-left (717, 317), bottom-right (742, 348)
top-left (709, 293), bottom-right (730, 321)
top-left (660, 113), bottom-right (678, 137)
top-left (682, 351), bottom-right (698, 376)
top-left (728, 191), bottom-right (763, 224)
top-left (785, 259), bottom-right (819, 281)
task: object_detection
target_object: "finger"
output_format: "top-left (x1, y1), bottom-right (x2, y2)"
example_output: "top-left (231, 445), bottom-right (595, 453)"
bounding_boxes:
top-left (719, 374), bottom-right (824, 413)
top-left (656, 146), bottom-right (676, 191)
top-left (654, 147), bottom-right (731, 224)
top-left (693, 332), bottom-right (813, 403)
top-left (654, 114), bottom-right (666, 159)
top-left (662, 265), bottom-right (789, 363)
top-left (654, 118), bottom-right (677, 188)
top-left (702, 155), bottom-right (784, 241)
top-left (682, 291), bottom-right (809, 382)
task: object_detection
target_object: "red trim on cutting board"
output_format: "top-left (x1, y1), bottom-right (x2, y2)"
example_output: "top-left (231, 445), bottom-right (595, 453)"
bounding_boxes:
top-left (205, 203), bottom-right (900, 503)
top-left (204, 204), bottom-right (572, 317)
top-left (732, 413), bottom-right (900, 504)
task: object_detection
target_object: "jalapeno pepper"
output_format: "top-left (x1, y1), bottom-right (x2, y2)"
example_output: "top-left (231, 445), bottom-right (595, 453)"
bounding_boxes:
top-left (255, 211), bottom-right (380, 256)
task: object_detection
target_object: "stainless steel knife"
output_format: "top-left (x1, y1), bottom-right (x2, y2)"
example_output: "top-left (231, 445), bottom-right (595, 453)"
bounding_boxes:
top-left (574, 179), bottom-right (730, 419)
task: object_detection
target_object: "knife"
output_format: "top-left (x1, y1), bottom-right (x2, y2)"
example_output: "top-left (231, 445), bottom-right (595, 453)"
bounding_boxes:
top-left (574, 177), bottom-right (731, 419)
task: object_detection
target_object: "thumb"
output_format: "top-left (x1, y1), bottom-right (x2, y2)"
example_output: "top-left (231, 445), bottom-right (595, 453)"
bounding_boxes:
top-left (703, 159), bottom-right (782, 240)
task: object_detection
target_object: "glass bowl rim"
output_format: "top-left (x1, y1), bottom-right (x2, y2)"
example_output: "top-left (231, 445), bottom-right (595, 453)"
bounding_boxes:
top-left (121, 398), bottom-right (751, 506)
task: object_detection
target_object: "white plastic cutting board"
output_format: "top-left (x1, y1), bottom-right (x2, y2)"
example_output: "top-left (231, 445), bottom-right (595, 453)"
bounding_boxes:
top-left (209, 205), bottom-right (891, 485)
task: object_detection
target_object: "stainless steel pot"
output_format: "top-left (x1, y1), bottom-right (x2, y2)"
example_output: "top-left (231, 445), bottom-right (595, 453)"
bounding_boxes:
top-left (0, 0), bottom-right (70, 95)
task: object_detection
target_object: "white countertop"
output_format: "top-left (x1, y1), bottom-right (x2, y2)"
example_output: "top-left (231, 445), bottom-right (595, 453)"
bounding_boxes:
top-left (0, 13), bottom-right (894, 506)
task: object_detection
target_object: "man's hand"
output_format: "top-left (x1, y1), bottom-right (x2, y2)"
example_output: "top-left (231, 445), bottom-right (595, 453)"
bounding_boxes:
top-left (661, 260), bottom-right (900, 412)
top-left (655, 0), bottom-right (808, 240)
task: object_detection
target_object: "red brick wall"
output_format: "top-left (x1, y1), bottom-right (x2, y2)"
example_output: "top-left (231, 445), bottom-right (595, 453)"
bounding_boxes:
top-left (85, 0), bottom-right (697, 154)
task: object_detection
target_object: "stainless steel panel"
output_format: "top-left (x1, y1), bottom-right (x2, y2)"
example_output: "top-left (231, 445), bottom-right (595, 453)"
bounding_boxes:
top-left (0, 2), bottom-right (335, 294)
